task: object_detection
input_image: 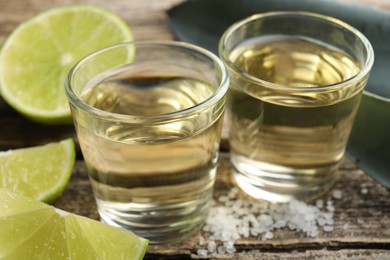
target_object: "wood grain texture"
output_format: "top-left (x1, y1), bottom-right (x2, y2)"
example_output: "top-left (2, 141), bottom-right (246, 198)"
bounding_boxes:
top-left (0, 0), bottom-right (389, 259)
top-left (53, 155), bottom-right (390, 259)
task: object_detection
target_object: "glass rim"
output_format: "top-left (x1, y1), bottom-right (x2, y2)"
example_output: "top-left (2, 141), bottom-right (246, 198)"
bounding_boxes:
top-left (218, 11), bottom-right (375, 93)
top-left (65, 40), bottom-right (229, 121)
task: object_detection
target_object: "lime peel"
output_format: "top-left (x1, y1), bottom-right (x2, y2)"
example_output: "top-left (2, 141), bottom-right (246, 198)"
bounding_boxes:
top-left (0, 138), bottom-right (76, 203)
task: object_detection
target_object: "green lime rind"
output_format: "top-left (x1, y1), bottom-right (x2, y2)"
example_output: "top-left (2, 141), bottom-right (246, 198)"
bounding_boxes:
top-left (40, 138), bottom-right (76, 203)
top-left (0, 138), bottom-right (76, 203)
top-left (0, 189), bottom-right (149, 259)
top-left (0, 4), bottom-right (133, 124)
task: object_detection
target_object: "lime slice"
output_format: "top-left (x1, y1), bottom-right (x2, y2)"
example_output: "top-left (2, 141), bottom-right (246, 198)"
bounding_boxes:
top-left (0, 138), bottom-right (75, 203)
top-left (0, 5), bottom-right (133, 124)
top-left (0, 189), bottom-right (148, 259)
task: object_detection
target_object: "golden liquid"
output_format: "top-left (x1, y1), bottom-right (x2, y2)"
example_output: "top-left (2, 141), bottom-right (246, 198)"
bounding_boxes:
top-left (229, 35), bottom-right (365, 201)
top-left (76, 70), bottom-right (224, 242)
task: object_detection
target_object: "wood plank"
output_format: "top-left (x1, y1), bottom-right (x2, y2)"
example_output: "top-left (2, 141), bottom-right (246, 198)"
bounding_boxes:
top-left (0, 99), bottom-right (75, 150)
top-left (1, 0), bottom-right (390, 258)
top-left (0, 0), bottom-right (184, 43)
top-left (52, 154), bottom-right (390, 259)
top-left (145, 249), bottom-right (390, 260)
top-left (343, 0), bottom-right (390, 8)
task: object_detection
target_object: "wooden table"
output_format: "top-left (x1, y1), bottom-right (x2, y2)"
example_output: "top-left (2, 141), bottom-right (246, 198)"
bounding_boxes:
top-left (0, 0), bottom-right (389, 259)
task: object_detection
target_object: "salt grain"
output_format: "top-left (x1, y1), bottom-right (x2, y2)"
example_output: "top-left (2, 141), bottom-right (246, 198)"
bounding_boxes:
top-left (197, 249), bottom-right (208, 257)
top-left (323, 225), bottom-right (334, 232)
top-left (198, 235), bottom-right (205, 245)
top-left (224, 241), bottom-right (236, 253)
top-left (332, 190), bottom-right (342, 200)
top-left (342, 223), bottom-right (350, 230)
top-left (316, 199), bottom-right (324, 209)
top-left (262, 231), bottom-right (274, 240)
top-left (326, 200), bottom-right (335, 212)
top-left (198, 187), bottom-right (336, 256)
top-left (218, 196), bottom-right (229, 203)
top-left (217, 245), bottom-right (226, 254)
top-left (207, 240), bottom-right (216, 253)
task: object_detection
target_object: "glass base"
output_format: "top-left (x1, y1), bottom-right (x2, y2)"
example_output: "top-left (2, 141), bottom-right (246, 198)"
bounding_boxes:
top-left (231, 154), bottom-right (338, 203)
top-left (97, 200), bottom-right (209, 244)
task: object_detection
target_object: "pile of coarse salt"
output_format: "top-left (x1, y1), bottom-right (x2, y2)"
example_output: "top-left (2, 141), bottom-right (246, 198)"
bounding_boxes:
top-left (197, 188), bottom-right (342, 257)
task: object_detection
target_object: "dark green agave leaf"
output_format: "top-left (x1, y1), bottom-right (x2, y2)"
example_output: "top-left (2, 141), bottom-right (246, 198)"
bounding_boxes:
top-left (168, 0), bottom-right (390, 188)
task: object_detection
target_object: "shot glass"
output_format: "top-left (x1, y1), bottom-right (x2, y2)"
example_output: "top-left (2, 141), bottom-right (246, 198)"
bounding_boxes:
top-left (65, 41), bottom-right (229, 244)
top-left (219, 12), bottom-right (374, 203)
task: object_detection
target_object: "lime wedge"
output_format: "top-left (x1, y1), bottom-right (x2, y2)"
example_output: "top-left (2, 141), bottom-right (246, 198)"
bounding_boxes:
top-left (0, 189), bottom-right (148, 259)
top-left (0, 5), bottom-right (133, 124)
top-left (0, 138), bottom-right (75, 203)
